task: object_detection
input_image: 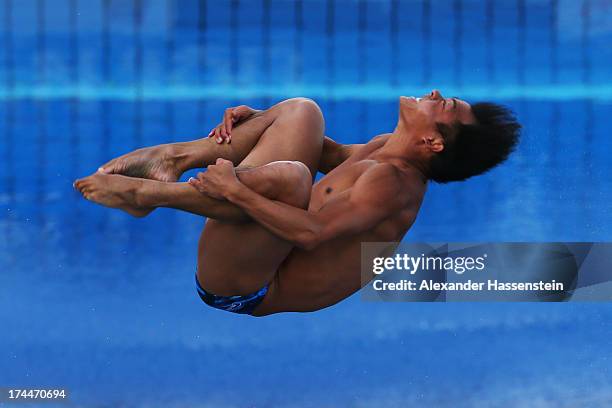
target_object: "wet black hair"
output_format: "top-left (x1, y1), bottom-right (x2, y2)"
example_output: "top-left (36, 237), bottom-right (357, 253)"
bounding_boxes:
top-left (428, 102), bottom-right (521, 183)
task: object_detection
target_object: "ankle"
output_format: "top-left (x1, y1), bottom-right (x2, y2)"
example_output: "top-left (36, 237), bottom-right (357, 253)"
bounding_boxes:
top-left (168, 142), bottom-right (201, 174)
top-left (132, 178), bottom-right (154, 209)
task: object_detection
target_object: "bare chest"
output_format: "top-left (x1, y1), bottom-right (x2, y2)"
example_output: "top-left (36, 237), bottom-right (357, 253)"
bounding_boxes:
top-left (309, 160), bottom-right (376, 211)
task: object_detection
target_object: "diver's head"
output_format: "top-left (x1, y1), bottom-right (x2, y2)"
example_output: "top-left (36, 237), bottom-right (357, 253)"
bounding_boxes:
top-left (398, 90), bottom-right (475, 130)
top-left (397, 90), bottom-right (521, 182)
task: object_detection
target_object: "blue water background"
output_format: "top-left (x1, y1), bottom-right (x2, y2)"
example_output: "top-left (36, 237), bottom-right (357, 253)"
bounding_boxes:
top-left (1, 1), bottom-right (612, 407)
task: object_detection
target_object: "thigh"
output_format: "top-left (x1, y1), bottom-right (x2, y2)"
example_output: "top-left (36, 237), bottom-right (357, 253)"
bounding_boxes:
top-left (239, 98), bottom-right (325, 176)
top-left (252, 249), bottom-right (357, 316)
top-left (198, 100), bottom-right (324, 295)
top-left (198, 161), bottom-right (312, 296)
top-left (197, 220), bottom-right (293, 296)
top-left (201, 98), bottom-right (325, 172)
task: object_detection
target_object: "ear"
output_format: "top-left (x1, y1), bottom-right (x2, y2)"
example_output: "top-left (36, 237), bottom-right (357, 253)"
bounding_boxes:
top-left (430, 137), bottom-right (444, 153)
top-left (423, 131), bottom-right (445, 153)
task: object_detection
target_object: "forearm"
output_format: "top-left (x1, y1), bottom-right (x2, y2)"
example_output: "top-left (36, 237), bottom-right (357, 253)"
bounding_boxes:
top-left (226, 183), bottom-right (321, 249)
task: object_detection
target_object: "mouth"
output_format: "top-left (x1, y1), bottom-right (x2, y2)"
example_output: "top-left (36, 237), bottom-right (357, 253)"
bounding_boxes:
top-left (400, 96), bottom-right (421, 106)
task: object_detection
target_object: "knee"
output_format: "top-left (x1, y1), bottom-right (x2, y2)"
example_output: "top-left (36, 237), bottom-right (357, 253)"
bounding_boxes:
top-left (275, 161), bottom-right (312, 209)
top-left (281, 98), bottom-right (324, 134)
top-left (286, 97), bottom-right (322, 114)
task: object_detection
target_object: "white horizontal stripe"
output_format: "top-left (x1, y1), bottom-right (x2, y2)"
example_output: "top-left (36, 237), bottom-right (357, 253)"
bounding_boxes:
top-left (1, 83), bottom-right (611, 101)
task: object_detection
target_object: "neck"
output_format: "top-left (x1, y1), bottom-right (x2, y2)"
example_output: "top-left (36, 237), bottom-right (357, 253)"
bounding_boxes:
top-left (371, 124), bottom-right (430, 181)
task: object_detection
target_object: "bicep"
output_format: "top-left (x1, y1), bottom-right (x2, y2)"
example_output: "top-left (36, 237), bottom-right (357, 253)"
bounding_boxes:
top-left (319, 137), bottom-right (362, 174)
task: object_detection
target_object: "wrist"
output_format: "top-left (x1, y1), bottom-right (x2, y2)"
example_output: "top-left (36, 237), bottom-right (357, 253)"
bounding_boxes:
top-left (224, 180), bottom-right (247, 202)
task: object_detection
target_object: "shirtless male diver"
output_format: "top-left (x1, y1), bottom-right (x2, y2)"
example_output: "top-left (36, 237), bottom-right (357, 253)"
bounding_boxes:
top-left (74, 90), bottom-right (520, 316)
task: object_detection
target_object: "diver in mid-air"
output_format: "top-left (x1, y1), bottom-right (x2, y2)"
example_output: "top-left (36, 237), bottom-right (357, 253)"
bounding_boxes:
top-left (75, 91), bottom-right (520, 316)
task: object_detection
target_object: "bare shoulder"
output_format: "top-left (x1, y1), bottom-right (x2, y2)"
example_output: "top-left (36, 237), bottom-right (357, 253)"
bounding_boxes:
top-left (360, 162), bottom-right (404, 182)
top-left (348, 134), bottom-right (391, 159)
top-left (370, 133), bottom-right (392, 144)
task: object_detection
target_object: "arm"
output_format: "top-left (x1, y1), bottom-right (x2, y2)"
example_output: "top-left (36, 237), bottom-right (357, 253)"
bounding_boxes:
top-left (318, 133), bottom-right (394, 174)
top-left (205, 162), bottom-right (409, 250)
top-left (318, 136), bottom-right (361, 174)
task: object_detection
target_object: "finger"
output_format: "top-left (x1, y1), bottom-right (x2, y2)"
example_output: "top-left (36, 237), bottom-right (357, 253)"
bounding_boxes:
top-left (220, 125), bottom-right (229, 142)
top-left (189, 176), bottom-right (205, 187)
top-left (217, 126), bottom-right (228, 143)
top-left (196, 172), bottom-right (207, 182)
top-left (188, 177), bottom-right (204, 193)
top-left (220, 115), bottom-right (231, 141)
top-left (214, 127), bottom-right (223, 144)
top-left (223, 108), bottom-right (233, 136)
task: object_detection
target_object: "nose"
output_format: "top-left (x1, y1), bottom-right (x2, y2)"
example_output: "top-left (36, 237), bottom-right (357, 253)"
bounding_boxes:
top-left (430, 89), bottom-right (443, 100)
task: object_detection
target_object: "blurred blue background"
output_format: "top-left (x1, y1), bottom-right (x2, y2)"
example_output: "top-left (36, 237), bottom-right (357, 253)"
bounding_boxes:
top-left (1, 0), bottom-right (612, 407)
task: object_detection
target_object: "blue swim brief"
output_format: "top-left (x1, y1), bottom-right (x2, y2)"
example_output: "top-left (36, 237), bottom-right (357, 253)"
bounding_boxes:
top-left (195, 274), bottom-right (268, 315)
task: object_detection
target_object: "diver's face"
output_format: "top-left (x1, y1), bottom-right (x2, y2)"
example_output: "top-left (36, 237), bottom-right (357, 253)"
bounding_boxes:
top-left (400, 90), bottom-right (475, 128)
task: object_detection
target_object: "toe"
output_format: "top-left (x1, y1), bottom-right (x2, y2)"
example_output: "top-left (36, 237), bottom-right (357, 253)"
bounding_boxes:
top-left (99, 159), bottom-right (117, 174)
top-left (79, 180), bottom-right (92, 191)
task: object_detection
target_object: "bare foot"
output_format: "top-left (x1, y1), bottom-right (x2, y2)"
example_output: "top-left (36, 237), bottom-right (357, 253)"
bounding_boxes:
top-left (98, 145), bottom-right (181, 182)
top-left (74, 173), bottom-right (152, 217)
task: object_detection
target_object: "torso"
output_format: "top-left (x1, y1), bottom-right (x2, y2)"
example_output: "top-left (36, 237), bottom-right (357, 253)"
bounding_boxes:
top-left (270, 135), bottom-right (427, 312)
